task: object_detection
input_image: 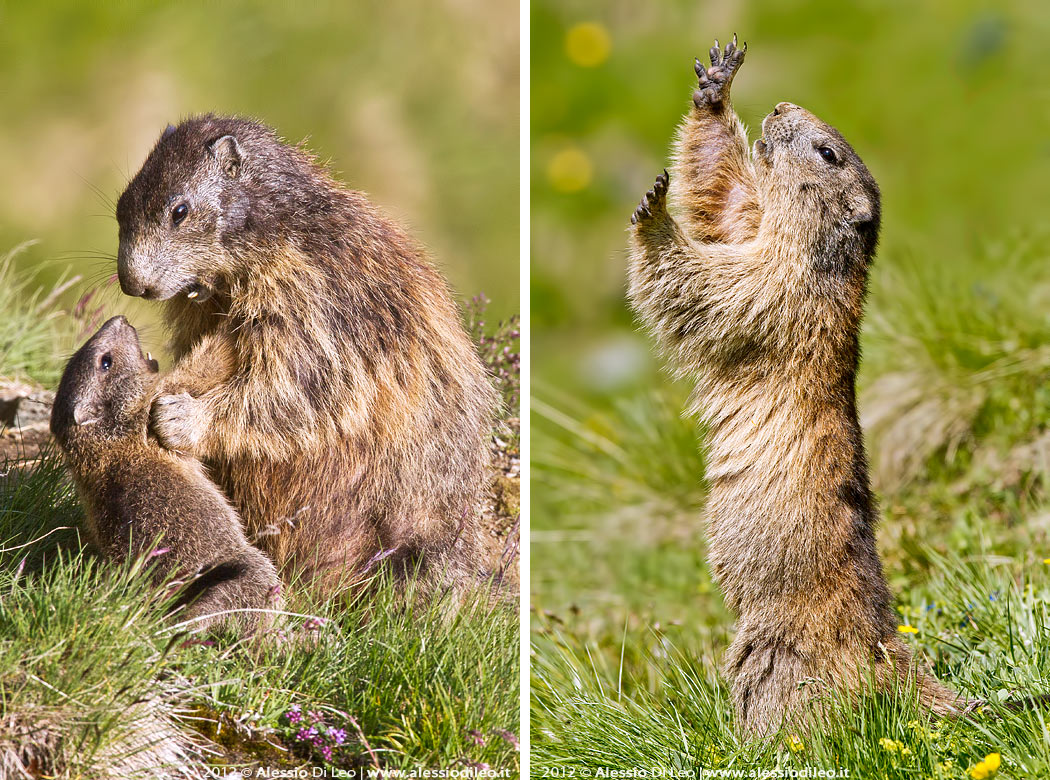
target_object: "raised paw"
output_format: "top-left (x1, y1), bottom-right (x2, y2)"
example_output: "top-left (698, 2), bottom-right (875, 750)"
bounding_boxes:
top-left (151, 392), bottom-right (209, 455)
top-left (630, 170), bottom-right (669, 226)
top-left (693, 33), bottom-right (746, 108)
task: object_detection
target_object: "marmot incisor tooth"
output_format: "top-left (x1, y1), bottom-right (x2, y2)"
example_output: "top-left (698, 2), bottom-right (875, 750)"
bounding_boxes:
top-left (51, 316), bottom-right (282, 635)
top-left (627, 36), bottom-right (976, 736)
top-left (114, 116), bottom-right (498, 597)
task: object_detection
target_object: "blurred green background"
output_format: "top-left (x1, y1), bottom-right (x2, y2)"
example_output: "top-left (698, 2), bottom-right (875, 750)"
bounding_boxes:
top-left (532, 0), bottom-right (1050, 404)
top-left (0, 0), bottom-right (519, 363)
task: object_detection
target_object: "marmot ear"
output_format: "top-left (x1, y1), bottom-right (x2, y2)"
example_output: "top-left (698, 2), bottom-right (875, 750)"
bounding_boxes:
top-left (209, 134), bottom-right (243, 178)
top-left (73, 400), bottom-right (101, 427)
top-left (161, 123), bottom-right (177, 141)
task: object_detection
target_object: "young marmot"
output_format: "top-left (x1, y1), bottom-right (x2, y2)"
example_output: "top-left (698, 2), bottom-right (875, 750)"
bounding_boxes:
top-left (627, 37), bottom-right (975, 736)
top-left (51, 316), bottom-right (282, 635)
top-left (114, 116), bottom-right (497, 597)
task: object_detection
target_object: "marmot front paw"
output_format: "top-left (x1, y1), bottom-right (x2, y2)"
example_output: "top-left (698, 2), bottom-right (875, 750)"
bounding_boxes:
top-left (694, 34), bottom-right (746, 108)
top-left (631, 169), bottom-right (669, 226)
top-left (151, 392), bottom-right (208, 455)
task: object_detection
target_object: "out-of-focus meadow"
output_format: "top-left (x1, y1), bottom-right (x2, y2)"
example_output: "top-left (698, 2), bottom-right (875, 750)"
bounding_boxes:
top-left (532, 0), bottom-right (1049, 401)
top-left (533, 1), bottom-right (1050, 774)
top-left (0, 0), bottom-right (519, 367)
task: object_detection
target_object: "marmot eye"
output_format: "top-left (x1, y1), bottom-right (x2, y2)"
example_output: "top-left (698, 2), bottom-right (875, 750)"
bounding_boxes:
top-left (171, 203), bottom-right (189, 227)
top-left (100, 353), bottom-right (112, 371)
top-left (817, 146), bottom-right (838, 164)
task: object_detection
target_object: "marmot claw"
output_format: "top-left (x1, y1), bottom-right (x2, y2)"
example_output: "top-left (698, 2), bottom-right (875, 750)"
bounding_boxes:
top-left (151, 392), bottom-right (208, 454)
top-left (631, 170), bottom-right (669, 225)
top-left (694, 33), bottom-right (746, 108)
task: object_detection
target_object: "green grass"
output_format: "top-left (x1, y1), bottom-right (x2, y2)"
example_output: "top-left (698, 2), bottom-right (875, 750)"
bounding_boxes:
top-left (0, 443), bottom-right (519, 777)
top-left (862, 236), bottom-right (1050, 491)
top-left (0, 243), bottom-right (85, 387)
top-left (531, 398), bottom-right (1050, 777)
top-left (533, 554), bottom-right (1050, 778)
top-left (530, 233), bottom-right (1050, 776)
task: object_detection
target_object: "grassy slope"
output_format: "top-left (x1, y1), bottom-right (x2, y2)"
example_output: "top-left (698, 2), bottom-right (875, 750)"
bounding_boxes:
top-left (531, 238), bottom-right (1050, 778)
top-left (0, 452), bottom-right (519, 775)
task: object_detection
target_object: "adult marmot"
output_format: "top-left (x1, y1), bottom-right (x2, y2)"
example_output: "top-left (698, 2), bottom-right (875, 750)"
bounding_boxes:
top-left (627, 37), bottom-right (974, 735)
top-left (51, 315), bottom-right (282, 635)
top-left (115, 116), bottom-right (497, 596)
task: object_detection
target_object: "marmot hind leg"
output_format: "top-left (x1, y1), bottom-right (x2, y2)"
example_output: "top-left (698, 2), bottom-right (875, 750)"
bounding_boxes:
top-left (726, 637), bottom-right (821, 738)
top-left (727, 633), bottom-right (981, 738)
top-left (171, 546), bottom-right (283, 636)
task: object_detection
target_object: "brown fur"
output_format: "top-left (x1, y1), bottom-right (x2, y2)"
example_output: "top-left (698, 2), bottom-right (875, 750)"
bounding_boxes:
top-left (115, 116), bottom-right (497, 597)
top-left (627, 37), bottom-right (975, 737)
top-left (51, 316), bottom-right (282, 636)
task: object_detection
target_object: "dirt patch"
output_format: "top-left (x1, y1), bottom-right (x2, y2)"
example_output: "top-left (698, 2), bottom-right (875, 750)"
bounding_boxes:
top-left (0, 379), bottom-right (55, 468)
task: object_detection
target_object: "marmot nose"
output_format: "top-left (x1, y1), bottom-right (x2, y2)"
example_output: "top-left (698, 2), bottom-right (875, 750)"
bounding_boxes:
top-left (119, 276), bottom-right (156, 299)
top-left (117, 270), bottom-right (144, 298)
top-left (99, 315), bottom-right (131, 335)
top-left (773, 102), bottom-right (798, 116)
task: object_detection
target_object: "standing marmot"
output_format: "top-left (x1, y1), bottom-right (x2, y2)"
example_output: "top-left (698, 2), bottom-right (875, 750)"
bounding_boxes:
top-left (627, 37), bottom-right (975, 736)
top-left (115, 116), bottom-right (497, 596)
top-left (51, 316), bottom-right (282, 635)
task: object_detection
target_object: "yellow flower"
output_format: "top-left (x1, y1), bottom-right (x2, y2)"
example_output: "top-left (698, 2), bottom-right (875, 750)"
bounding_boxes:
top-left (878, 737), bottom-right (898, 752)
top-left (1043, 558), bottom-right (1050, 564)
top-left (787, 734), bottom-right (804, 752)
top-left (898, 624), bottom-right (919, 634)
top-left (547, 146), bottom-right (593, 193)
top-left (968, 752), bottom-right (1001, 779)
top-left (906, 719), bottom-right (926, 736)
top-left (565, 22), bottom-right (611, 67)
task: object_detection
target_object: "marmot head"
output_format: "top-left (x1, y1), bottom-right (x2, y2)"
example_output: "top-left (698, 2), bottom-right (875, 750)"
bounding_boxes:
top-left (116, 115), bottom-right (320, 302)
top-left (753, 102), bottom-right (881, 268)
top-left (51, 316), bottom-right (159, 448)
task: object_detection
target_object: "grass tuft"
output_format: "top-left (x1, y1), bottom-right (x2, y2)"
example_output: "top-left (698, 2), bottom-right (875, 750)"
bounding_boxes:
top-left (532, 235), bottom-right (1050, 777)
top-left (0, 446), bottom-right (519, 775)
top-left (863, 237), bottom-right (1050, 489)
